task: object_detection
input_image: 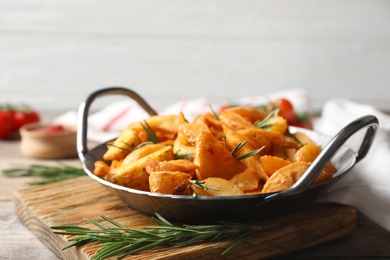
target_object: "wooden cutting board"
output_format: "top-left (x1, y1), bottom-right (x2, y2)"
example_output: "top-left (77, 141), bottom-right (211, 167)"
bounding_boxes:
top-left (13, 176), bottom-right (356, 260)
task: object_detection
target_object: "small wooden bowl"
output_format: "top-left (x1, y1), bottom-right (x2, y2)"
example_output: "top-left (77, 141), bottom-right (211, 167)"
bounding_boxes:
top-left (20, 122), bottom-right (77, 159)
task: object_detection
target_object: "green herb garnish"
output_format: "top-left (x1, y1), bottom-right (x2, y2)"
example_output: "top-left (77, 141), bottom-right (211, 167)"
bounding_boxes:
top-left (141, 120), bottom-right (160, 143)
top-left (209, 104), bottom-right (219, 120)
top-left (51, 213), bottom-right (275, 259)
top-left (230, 140), bottom-right (247, 156)
top-left (191, 180), bottom-right (219, 190)
top-left (2, 165), bottom-right (85, 185)
top-left (188, 180), bottom-right (219, 198)
top-left (236, 146), bottom-right (265, 160)
top-left (253, 108), bottom-right (279, 129)
top-left (230, 141), bottom-right (264, 160)
top-left (174, 150), bottom-right (194, 160)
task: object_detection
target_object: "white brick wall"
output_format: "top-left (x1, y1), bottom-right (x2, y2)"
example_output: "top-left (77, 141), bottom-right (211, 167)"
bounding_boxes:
top-left (1, 0), bottom-right (389, 113)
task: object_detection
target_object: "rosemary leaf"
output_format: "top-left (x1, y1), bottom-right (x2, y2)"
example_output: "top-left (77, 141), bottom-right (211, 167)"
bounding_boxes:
top-left (236, 146), bottom-right (265, 160)
top-left (221, 231), bottom-right (255, 255)
top-left (174, 150), bottom-right (193, 160)
top-left (141, 120), bottom-right (160, 143)
top-left (188, 180), bottom-right (219, 197)
top-left (229, 141), bottom-right (265, 160)
top-left (230, 141), bottom-right (247, 156)
top-left (154, 212), bottom-right (175, 226)
top-left (190, 180), bottom-right (219, 191)
top-left (209, 104), bottom-right (219, 120)
top-left (107, 141), bottom-right (155, 152)
top-left (253, 108), bottom-right (279, 129)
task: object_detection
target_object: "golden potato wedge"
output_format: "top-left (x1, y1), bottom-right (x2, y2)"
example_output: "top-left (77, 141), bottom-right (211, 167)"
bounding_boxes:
top-left (241, 154), bottom-right (269, 181)
top-left (237, 127), bottom-right (285, 159)
top-left (122, 143), bottom-right (168, 166)
top-left (281, 135), bottom-right (302, 149)
top-left (194, 131), bottom-right (246, 180)
top-left (103, 129), bottom-right (141, 161)
top-left (268, 116), bottom-right (288, 135)
top-left (223, 106), bottom-right (268, 124)
top-left (178, 121), bottom-right (210, 145)
top-left (219, 109), bottom-right (255, 130)
top-left (223, 125), bottom-right (269, 183)
top-left (262, 161), bottom-right (332, 193)
top-left (223, 124), bottom-right (265, 159)
top-left (190, 177), bottom-right (244, 196)
top-left (149, 171), bottom-right (192, 195)
top-left (128, 114), bottom-right (186, 142)
top-left (145, 159), bottom-right (198, 178)
top-left (106, 146), bottom-right (175, 191)
top-left (284, 148), bottom-right (298, 162)
top-left (293, 131), bottom-right (315, 145)
top-left (294, 143), bottom-right (337, 174)
top-left (193, 112), bottom-right (224, 140)
top-left (230, 167), bottom-right (260, 192)
top-left (110, 159), bottom-right (123, 169)
top-left (260, 155), bottom-right (291, 177)
top-left (94, 160), bottom-right (110, 178)
top-left (173, 131), bottom-right (195, 159)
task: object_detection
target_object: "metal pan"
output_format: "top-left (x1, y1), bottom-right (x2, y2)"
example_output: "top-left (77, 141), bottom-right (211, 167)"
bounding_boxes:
top-left (77, 87), bottom-right (378, 223)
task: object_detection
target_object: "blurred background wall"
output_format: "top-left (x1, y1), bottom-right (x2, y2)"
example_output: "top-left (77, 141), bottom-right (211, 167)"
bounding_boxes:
top-left (1, 0), bottom-right (389, 113)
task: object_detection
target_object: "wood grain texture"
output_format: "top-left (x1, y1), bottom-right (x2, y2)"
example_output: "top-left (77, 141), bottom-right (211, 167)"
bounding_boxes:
top-left (14, 176), bottom-right (356, 259)
top-left (1, 1), bottom-right (390, 112)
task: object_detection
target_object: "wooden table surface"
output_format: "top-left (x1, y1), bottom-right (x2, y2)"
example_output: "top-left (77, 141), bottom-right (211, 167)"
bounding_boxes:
top-left (1, 134), bottom-right (390, 259)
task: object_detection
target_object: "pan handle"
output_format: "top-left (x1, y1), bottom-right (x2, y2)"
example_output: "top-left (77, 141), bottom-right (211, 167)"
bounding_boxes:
top-left (77, 87), bottom-right (157, 162)
top-left (263, 114), bottom-right (379, 202)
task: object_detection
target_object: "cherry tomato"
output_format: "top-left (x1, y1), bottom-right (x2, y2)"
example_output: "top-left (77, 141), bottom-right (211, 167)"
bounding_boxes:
top-left (269, 98), bottom-right (297, 124)
top-left (13, 109), bottom-right (40, 130)
top-left (0, 110), bottom-right (14, 139)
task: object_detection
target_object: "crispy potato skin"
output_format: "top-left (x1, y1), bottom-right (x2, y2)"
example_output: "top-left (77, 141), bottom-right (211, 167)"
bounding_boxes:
top-left (94, 160), bottom-right (110, 178)
top-left (149, 171), bottom-right (192, 195)
top-left (190, 177), bottom-right (245, 196)
top-left (122, 143), bottom-right (168, 166)
top-left (106, 146), bottom-right (174, 191)
top-left (262, 161), bottom-right (332, 193)
top-left (103, 129), bottom-right (141, 161)
top-left (260, 155), bottom-right (291, 177)
top-left (294, 143), bottom-right (337, 174)
top-left (194, 131), bottom-right (246, 180)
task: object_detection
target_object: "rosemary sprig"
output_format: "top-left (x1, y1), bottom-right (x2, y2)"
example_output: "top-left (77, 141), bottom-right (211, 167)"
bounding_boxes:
top-left (285, 131), bottom-right (302, 145)
top-left (51, 213), bottom-right (276, 259)
top-left (230, 141), bottom-right (265, 160)
top-left (174, 150), bottom-right (194, 160)
top-left (236, 146), bottom-right (265, 160)
top-left (253, 108), bottom-right (279, 129)
top-left (141, 120), bottom-right (160, 143)
top-left (108, 141), bottom-right (155, 152)
top-left (2, 165), bottom-right (85, 185)
top-left (209, 104), bottom-right (219, 120)
top-left (230, 140), bottom-right (247, 156)
top-left (107, 141), bottom-right (134, 152)
top-left (189, 180), bottom-right (219, 197)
